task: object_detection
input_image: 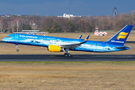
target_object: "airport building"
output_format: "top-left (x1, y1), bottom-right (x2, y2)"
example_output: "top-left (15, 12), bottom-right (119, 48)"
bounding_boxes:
top-left (58, 13), bottom-right (81, 18)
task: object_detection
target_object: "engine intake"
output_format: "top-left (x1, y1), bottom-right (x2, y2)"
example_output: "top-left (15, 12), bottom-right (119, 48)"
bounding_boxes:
top-left (48, 45), bottom-right (64, 52)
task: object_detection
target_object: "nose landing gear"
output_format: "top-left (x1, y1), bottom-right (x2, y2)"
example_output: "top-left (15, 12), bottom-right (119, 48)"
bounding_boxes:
top-left (15, 44), bottom-right (19, 52)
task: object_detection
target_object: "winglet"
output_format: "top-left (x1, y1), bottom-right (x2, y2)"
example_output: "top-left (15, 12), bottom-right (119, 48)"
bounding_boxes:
top-left (82, 35), bottom-right (90, 43)
top-left (85, 35), bottom-right (90, 41)
top-left (79, 35), bottom-right (82, 39)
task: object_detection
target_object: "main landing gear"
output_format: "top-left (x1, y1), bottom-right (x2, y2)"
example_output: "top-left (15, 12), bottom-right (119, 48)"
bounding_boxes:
top-left (64, 53), bottom-right (71, 57)
top-left (15, 44), bottom-right (19, 52)
top-left (64, 48), bottom-right (71, 57)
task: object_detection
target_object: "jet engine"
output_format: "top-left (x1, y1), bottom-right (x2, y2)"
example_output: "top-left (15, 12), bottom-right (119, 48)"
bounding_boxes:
top-left (48, 45), bottom-right (64, 52)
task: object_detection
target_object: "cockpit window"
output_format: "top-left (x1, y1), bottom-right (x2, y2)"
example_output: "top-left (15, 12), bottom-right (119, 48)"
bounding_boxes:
top-left (7, 36), bottom-right (11, 38)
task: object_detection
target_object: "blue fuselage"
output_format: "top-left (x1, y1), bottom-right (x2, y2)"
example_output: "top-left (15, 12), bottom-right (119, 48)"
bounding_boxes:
top-left (3, 33), bottom-right (130, 52)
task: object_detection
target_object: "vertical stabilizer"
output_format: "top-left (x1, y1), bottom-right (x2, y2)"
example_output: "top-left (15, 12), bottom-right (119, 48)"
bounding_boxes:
top-left (106, 25), bottom-right (133, 46)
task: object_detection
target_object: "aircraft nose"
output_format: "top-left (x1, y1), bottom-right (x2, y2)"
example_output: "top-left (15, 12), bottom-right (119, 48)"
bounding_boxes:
top-left (2, 38), bottom-right (5, 41)
top-left (2, 37), bottom-right (7, 42)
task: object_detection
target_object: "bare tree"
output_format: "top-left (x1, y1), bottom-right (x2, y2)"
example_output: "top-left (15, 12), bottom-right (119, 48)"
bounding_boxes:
top-left (0, 19), bottom-right (4, 33)
top-left (41, 17), bottom-right (55, 31)
top-left (0, 18), bottom-right (7, 33)
top-left (14, 17), bottom-right (24, 32)
top-left (8, 21), bottom-right (16, 33)
top-left (0, 12), bottom-right (134, 33)
top-left (78, 19), bottom-right (89, 32)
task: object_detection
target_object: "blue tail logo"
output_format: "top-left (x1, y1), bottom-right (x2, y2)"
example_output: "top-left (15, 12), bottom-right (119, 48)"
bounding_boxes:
top-left (107, 25), bottom-right (133, 45)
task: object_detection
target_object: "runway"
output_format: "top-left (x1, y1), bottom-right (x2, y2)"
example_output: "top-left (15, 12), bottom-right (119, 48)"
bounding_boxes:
top-left (0, 54), bottom-right (135, 61)
top-left (0, 41), bottom-right (135, 61)
top-left (0, 41), bottom-right (135, 43)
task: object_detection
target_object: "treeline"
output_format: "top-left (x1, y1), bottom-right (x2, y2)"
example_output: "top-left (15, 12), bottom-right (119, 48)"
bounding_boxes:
top-left (0, 12), bottom-right (135, 33)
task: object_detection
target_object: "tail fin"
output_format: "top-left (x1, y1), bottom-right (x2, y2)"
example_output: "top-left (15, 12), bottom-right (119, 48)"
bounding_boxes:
top-left (106, 25), bottom-right (133, 46)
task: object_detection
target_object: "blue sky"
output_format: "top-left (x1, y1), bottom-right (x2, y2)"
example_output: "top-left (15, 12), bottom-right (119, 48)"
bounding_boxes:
top-left (0, 0), bottom-right (134, 16)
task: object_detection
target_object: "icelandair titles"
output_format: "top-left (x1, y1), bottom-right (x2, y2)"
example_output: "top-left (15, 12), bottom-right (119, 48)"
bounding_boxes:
top-left (19, 35), bottom-right (38, 39)
top-left (111, 40), bottom-right (124, 43)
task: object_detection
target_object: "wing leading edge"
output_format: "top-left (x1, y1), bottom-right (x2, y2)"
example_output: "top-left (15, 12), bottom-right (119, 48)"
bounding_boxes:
top-left (60, 35), bottom-right (90, 48)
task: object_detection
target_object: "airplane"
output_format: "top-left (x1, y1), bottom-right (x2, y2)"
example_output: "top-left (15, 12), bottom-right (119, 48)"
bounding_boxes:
top-left (2, 25), bottom-right (133, 56)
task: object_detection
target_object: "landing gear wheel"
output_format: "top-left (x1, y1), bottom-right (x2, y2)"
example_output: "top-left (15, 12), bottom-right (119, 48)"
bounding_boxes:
top-left (64, 53), bottom-right (71, 57)
top-left (68, 53), bottom-right (71, 57)
top-left (15, 44), bottom-right (19, 52)
top-left (64, 53), bottom-right (68, 57)
top-left (16, 49), bottom-right (19, 52)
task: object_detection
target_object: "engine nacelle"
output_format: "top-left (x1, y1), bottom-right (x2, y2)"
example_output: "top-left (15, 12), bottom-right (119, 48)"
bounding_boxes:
top-left (48, 45), bottom-right (64, 52)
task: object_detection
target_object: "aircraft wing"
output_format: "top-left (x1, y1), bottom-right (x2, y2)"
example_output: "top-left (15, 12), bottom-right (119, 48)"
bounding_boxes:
top-left (60, 35), bottom-right (90, 49)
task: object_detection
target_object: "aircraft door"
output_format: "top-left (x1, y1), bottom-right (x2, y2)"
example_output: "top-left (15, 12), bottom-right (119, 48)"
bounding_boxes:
top-left (15, 35), bottom-right (18, 41)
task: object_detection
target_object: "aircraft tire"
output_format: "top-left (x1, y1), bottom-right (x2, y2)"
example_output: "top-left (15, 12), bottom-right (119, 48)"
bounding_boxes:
top-left (68, 53), bottom-right (71, 57)
top-left (64, 53), bottom-right (68, 57)
top-left (16, 49), bottom-right (19, 52)
top-left (64, 53), bottom-right (71, 57)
